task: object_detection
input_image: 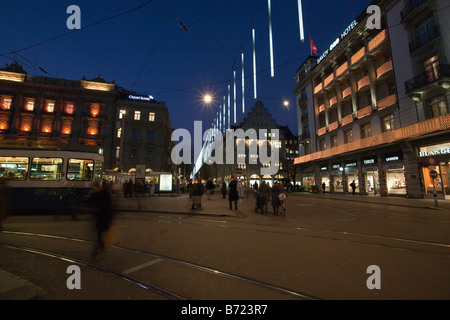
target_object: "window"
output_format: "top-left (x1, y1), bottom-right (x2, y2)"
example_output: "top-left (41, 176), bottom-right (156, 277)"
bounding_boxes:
top-left (148, 112), bottom-right (155, 122)
top-left (25, 99), bottom-right (35, 111)
top-left (319, 139), bottom-right (326, 151)
top-left (382, 114), bottom-right (395, 132)
top-left (30, 158), bottom-right (63, 180)
top-left (147, 129), bottom-right (154, 141)
top-left (0, 157), bottom-right (29, 180)
top-left (361, 122), bottom-right (372, 139)
top-left (134, 111), bottom-right (141, 120)
top-left (119, 110), bottom-right (126, 119)
top-left (45, 100), bottom-right (55, 113)
top-left (132, 128), bottom-right (140, 140)
top-left (330, 134), bottom-right (338, 148)
top-left (0, 96), bottom-right (12, 110)
top-left (344, 129), bottom-right (353, 144)
top-left (428, 95), bottom-right (448, 118)
top-left (94, 161), bottom-right (103, 182)
top-left (423, 55), bottom-right (439, 82)
top-left (415, 17), bottom-right (436, 47)
top-left (146, 147), bottom-right (154, 160)
top-left (117, 128), bottom-right (122, 138)
top-left (115, 146), bottom-right (120, 158)
top-left (67, 159), bottom-right (94, 181)
top-left (64, 102), bottom-right (75, 114)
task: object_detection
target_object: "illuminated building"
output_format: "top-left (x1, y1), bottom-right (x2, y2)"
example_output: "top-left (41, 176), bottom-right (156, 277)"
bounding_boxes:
top-left (293, 0), bottom-right (449, 198)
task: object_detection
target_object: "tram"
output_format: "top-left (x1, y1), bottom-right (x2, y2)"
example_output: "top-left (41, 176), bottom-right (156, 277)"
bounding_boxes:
top-left (0, 148), bottom-right (104, 214)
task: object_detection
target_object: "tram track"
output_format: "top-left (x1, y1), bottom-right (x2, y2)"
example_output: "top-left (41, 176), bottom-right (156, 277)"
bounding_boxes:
top-left (0, 230), bottom-right (319, 300)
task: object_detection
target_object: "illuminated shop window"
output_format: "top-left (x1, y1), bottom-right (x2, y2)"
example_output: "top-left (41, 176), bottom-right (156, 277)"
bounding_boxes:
top-left (45, 100), bottom-right (55, 113)
top-left (65, 102), bottom-right (75, 114)
top-left (30, 157), bottom-right (63, 180)
top-left (25, 99), bottom-right (35, 111)
top-left (0, 96), bottom-right (12, 110)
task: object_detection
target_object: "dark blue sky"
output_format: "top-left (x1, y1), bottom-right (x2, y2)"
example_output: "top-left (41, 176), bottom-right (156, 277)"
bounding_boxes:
top-left (0, 0), bottom-right (373, 135)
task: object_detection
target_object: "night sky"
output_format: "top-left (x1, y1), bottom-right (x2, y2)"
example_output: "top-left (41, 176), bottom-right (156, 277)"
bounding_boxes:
top-left (0, 0), bottom-right (373, 136)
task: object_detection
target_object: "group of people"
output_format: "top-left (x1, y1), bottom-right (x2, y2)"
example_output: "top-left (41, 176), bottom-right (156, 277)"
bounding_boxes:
top-left (253, 181), bottom-right (285, 216)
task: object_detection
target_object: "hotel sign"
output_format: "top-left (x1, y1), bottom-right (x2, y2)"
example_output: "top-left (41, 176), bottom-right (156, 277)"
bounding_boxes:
top-left (419, 143), bottom-right (450, 157)
top-left (317, 20), bottom-right (359, 64)
top-left (129, 94), bottom-right (155, 102)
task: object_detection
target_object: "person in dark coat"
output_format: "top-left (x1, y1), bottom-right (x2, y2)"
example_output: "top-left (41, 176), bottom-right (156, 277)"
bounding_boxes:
top-left (89, 181), bottom-right (113, 256)
top-left (271, 182), bottom-right (282, 215)
top-left (221, 180), bottom-right (227, 199)
top-left (228, 176), bottom-right (239, 210)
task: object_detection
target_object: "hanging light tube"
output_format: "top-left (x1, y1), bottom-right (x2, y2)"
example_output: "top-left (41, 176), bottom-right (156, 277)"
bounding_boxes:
top-left (252, 28), bottom-right (257, 99)
top-left (268, 0), bottom-right (274, 77)
top-left (241, 53), bottom-right (245, 115)
top-left (297, 0), bottom-right (305, 42)
top-left (233, 71), bottom-right (237, 124)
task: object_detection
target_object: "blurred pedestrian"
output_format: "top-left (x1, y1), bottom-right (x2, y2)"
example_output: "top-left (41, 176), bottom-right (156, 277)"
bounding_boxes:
top-left (206, 177), bottom-right (214, 200)
top-left (191, 179), bottom-right (204, 209)
top-left (228, 176), bottom-right (239, 210)
top-left (271, 182), bottom-right (282, 215)
top-left (257, 181), bottom-right (270, 215)
top-left (88, 181), bottom-right (113, 257)
top-left (322, 182), bottom-right (326, 193)
top-left (0, 179), bottom-right (11, 230)
top-left (350, 180), bottom-right (357, 195)
top-left (221, 180), bottom-right (227, 199)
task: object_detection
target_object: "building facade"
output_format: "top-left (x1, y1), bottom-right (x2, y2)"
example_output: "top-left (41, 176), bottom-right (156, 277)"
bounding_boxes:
top-left (0, 63), bottom-right (173, 174)
top-left (293, 0), bottom-right (449, 198)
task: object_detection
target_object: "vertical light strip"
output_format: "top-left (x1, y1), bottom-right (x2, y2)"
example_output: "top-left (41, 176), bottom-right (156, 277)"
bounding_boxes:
top-left (233, 71), bottom-right (237, 124)
top-left (252, 28), bottom-right (257, 99)
top-left (219, 108), bottom-right (222, 131)
top-left (223, 96), bottom-right (226, 133)
top-left (297, 0), bottom-right (305, 43)
top-left (241, 52), bottom-right (245, 115)
top-left (268, 0), bottom-right (274, 77)
top-left (227, 85), bottom-right (231, 130)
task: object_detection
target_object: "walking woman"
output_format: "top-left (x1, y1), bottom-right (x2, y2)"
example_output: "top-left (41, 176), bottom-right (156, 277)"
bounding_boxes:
top-left (228, 176), bottom-right (239, 210)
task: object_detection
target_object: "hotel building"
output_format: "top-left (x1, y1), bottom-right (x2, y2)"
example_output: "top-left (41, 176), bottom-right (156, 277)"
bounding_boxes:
top-left (293, 0), bottom-right (449, 198)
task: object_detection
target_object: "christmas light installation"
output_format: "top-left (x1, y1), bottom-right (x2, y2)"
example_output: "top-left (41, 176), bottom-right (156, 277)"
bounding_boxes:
top-left (252, 28), bottom-right (257, 99)
top-left (241, 53), bottom-right (245, 115)
top-left (297, 0), bottom-right (305, 42)
top-left (268, 0), bottom-right (274, 77)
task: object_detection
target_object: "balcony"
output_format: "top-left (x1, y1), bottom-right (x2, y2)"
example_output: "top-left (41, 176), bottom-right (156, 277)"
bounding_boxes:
top-left (324, 73), bottom-right (334, 87)
top-left (351, 47), bottom-right (366, 65)
top-left (377, 60), bottom-right (394, 80)
top-left (336, 62), bottom-right (348, 78)
top-left (409, 26), bottom-right (439, 53)
top-left (368, 29), bottom-right (387, 52)
top-left (341, 114), bottom-right (354, 127)
top-left (342, 86), bottom-right (352, 100)
top-left (318, 104), bottom-right (326, 113)
top-left (317, 127), bottom-right (327, 136)
top-left (295, 113), bottom-right (450, 165)
top-left (314, 83), bottom-right (323, 94)
top-left (357, 105), bottom-right (372, 119)
top-left (378, 94), bottom-right (398, 110)
top-left (405, 64), bottom-right (450, 94)
top-left (329, 96), bottom-right (338, 107)
top-left (328, 121), bottom-right (339, 132)
top-left (298, 92), bottom-right (308, 107)
top-left (401, 0), bottom-right (429, 22)
top-left (358, 75), bottom-right (370, 91)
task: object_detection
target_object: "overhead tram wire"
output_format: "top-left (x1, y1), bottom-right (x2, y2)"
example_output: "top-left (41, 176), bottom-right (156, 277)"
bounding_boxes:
top-left (0, 0), bottom-right (155, 57)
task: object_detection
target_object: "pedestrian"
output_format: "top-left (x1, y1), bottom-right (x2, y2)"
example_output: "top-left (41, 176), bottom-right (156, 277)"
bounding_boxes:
top-left (322, 182), bottom-right (326, 193)
top-left (252, 181), bottom-right (258, 198)
top-left (127, 179), bottom-right (134, 197)
top-left (188, 179), bottom-right (193, 199)
top-left (228, 176), bottom-right (239, 210)
top-left (350, 180), bottom-right (357, 195)
top-left (257, 181), bottom-right (270, 215)
top-left (221, 180), bottom-right (227, 199)
top-left (271, 182), bottom-right (282, 215)
top-left (206, 177), bottom-right (215, 200)
top-left (0, 179), bottom-right (11, 230)
top-left (88, 181), bottom-right (113, 257)
top-left (191, 179), bottom-right (204, 209)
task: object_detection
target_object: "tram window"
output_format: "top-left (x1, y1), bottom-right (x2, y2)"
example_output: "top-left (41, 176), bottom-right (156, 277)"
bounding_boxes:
top-left (67, 159), bottom-right (94, 181)
top-left (0, 157), bottom-right (29, 180)
top-left (30, 158), bottom-right (63, 180)
top-left (95, 161), bottom-right (103, 181)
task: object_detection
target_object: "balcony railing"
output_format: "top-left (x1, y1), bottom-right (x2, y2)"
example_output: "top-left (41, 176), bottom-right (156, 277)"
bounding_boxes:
top-left (405, 64), bottom-right (450, 93)
top-left (378, 94), bottom-right (397, 110)
top-left (314, 83), bottom-right (323, 94)
top-left (336, 62), bottom-right (348, 78)
top-left (342, 87), bottom-right (352, 100)
top-left (377, 60), bottom-right (394, 79)
top-left (368, 29), bottom-right (387, 52)
top-left (295, 113), bottom-right (450, 165)
top-left (317, 127), bottom-right (327, 136)
top-left (328, 121), bottom-right (339, 132)
top-left (351, 47), bottom-right (366, 65)
top-left (329, 96), bottom-right (338, 107)
top-left (357, 105), bottom-right (372, 119)
top-left (318, 104), bottom-right (326, 113)
top-left (324, 73), bottom-right (334, 87)
top-left (409, 26), bottom-right (439, 53)
top-left (341, 114), bottom-right (354, 126)
top-left (358, 75), bottom-right (370, 91)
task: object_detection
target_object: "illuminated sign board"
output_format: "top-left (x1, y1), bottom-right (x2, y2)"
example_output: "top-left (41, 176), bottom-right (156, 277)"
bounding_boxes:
top-left (129, 94), bottom-right (155, 102)
top-left (159, 173), bottom-right (173, 192)
top-left (317, 20), bottom-right (358, 65)
top-left (419, 143), bottom-right (450, 157)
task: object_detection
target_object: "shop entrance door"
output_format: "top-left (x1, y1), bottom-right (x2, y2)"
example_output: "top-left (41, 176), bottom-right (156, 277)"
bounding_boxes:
top-left (422, 163), bottom-right (447, 199)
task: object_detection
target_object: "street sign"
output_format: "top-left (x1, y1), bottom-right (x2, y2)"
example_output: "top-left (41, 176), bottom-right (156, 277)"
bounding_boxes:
top-left (429, 170), bottom-right (438, 180)
top-left (427, 156), bottom-right (437, 166)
